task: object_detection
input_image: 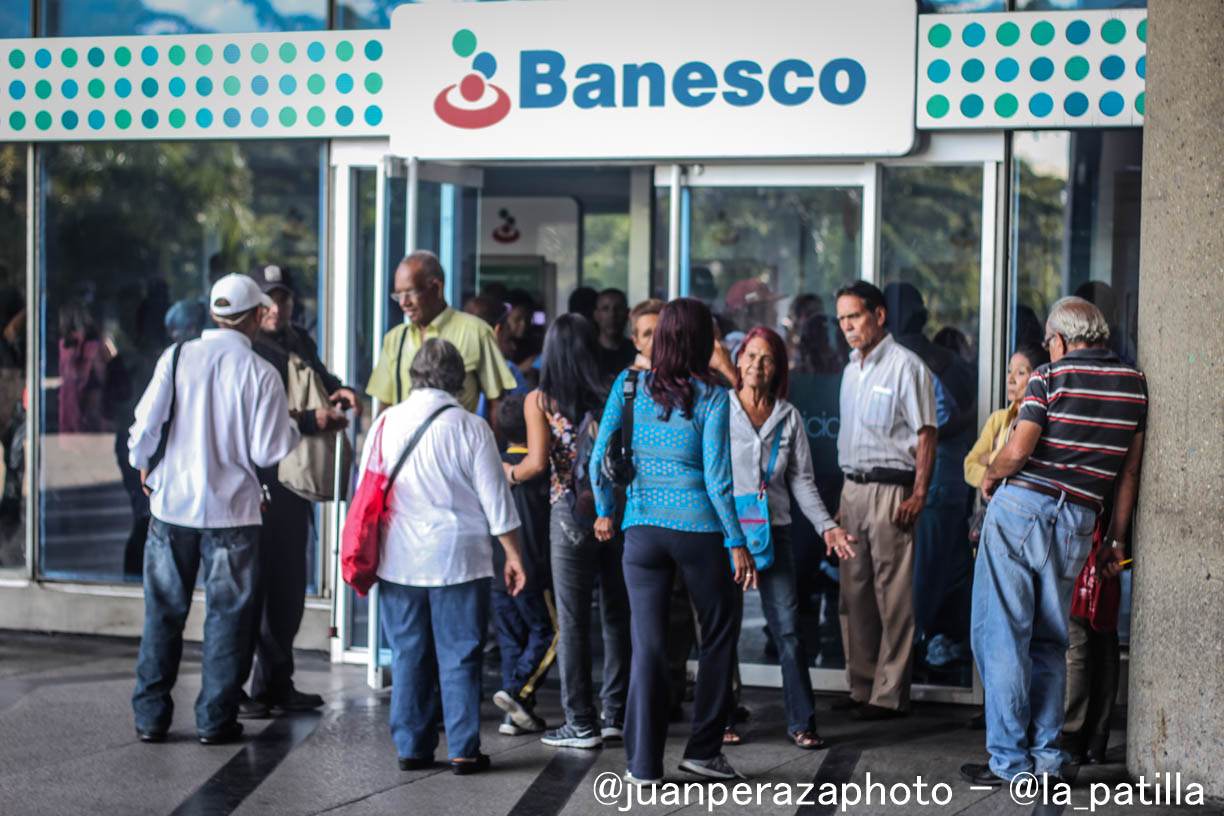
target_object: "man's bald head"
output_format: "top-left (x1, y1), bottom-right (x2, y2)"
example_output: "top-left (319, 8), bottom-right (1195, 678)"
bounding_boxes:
top-left (393, 250), bottom-right (448, 327)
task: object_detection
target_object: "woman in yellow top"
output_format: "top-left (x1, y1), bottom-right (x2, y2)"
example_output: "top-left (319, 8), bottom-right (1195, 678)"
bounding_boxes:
top-left (964, 345), bottom-right (1048, 488)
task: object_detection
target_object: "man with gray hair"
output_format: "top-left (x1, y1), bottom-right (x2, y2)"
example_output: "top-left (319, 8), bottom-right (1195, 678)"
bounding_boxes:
top-left (961, 296), bottom-right (1147, 786)
top-left (366, 250), bottom-right (516, 415)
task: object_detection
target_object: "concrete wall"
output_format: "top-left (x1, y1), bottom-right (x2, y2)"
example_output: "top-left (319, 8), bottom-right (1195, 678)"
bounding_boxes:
top-left (1128, 0), bottom-right (1224, 797)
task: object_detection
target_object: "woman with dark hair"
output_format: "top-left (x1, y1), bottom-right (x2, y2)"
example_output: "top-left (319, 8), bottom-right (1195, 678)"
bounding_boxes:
top-left (728, 326), bottom-right (856, 749)
top-left (591, 297), bottom-right (753, 784)
top-left (503, 314), bottom-right (630, 749)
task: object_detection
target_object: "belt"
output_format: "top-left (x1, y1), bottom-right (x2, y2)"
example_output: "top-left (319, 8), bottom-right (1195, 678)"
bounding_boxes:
top-left (1007, 478), bottom-right (1103, 513)
top-left (844, 467), bottom-right (915, 487)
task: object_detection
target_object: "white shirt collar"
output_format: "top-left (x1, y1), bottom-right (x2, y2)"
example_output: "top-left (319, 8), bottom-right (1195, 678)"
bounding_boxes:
top-left (850, 332), bottom-right (894, 367)
top-left (200, 327), bottom-right (253, 348)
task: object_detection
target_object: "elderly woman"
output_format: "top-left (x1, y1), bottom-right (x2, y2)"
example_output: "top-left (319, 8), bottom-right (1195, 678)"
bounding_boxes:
top-left (729, 327), bottom-right (856, 749)
top-left (357, 338), bottom-right (525, 776)
top-left (592, 297), bottom-right (753, 784)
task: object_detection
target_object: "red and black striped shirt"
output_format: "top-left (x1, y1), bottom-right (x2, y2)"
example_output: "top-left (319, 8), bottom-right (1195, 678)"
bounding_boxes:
top-left (1016, 348), bottom-right (1147, 503)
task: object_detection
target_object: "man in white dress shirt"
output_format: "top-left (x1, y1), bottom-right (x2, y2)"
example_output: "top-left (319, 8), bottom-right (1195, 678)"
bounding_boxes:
top-left (834, 280), bottom-right (937, 720)
top-left (128, 273), bottom-right (300, 745)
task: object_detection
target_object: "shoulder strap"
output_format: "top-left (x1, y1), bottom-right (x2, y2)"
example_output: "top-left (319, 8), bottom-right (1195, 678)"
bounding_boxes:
top-left (761, 421), bottom-right (784, 490)
top-left (382, 402), bottom-right (457, 510)
top-left (622, 370), bottom-right (639, 459)
top-left (148, 342), bottom-right (183, 473)
top-left (394, 326), bottom-right (409, 405)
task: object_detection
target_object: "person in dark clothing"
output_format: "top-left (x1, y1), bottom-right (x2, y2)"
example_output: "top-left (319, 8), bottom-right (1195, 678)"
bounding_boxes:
top-left (490, 393), bottom-right (557, 736)
top-left (568, 286), bottom-right (599, 323)
top-left (593, 288), bottom-right (637, 382)
top-left (240, 263), bottom-right (360, 716)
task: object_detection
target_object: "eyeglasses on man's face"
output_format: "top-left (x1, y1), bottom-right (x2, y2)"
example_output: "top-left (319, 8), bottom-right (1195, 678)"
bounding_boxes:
top-left (1042, 333), bottom-right (1057, 350)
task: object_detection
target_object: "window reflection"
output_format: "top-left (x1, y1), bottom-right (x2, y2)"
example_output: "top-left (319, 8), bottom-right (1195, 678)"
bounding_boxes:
top-left (920, 0), bottom-right (1005, 11)
top-left (39, 140), bottom-right (324, 584)
top-left (41, 0), bottom-right (326, 36)
top-left (1015, 1), bottom-right (1144, 9)
top-left (0, 145), bottom-right (26, 570)
top-left (0, 0), bottom-right (30, 37)
top-left (880, 165), bottom-right (984, 688)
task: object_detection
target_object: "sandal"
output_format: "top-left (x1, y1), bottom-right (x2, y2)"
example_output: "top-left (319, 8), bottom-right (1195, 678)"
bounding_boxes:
top-left (789, 727), bottom-right (826, 750)
top-left (723, 725), bottom-right (744, 746)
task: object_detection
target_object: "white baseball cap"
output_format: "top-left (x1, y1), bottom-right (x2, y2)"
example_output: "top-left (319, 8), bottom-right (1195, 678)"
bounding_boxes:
top-left (210, 273), bottom-right (273, 317)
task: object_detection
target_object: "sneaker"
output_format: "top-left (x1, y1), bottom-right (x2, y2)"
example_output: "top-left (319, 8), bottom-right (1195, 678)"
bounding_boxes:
top-left (498, 712), bottom-right (544, 736)
top-left (679, 754), bottom-right (745, 780)
top-left (600, 718), bottom-right (624, 741)
top-left (541, 723), bottom-right (602, 749)
top-left (237, 692), bottom-right (271, 720)
top-left (493, 689), bottom-right (545, 732)
top-left (624, 770), bottom-right (661, 786)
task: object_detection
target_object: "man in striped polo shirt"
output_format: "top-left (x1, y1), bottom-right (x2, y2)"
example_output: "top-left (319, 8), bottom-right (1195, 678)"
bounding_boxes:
top-left (960, 297), bottom-right (1146, 786)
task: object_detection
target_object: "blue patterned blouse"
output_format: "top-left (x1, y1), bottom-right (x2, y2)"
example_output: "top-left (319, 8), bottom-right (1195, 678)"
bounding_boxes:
top-left (590, 369), bottom-right (746, 549)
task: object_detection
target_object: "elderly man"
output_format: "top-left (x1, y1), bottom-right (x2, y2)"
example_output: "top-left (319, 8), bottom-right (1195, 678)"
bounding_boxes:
top-left (128, 273), bottom-right (299, 745)
top-left (833, 280), bottom-right (937, 721)
top-left (238, 264), bottom-right (360, 717)
top-left (961, 297), bottom-right (1146, 786)
top-left (367, 251), bottom-right (516, 414)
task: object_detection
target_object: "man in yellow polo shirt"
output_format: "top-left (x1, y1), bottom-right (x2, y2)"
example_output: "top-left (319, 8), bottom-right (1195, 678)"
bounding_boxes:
top-left (367, 250), bottom-right (516, 415)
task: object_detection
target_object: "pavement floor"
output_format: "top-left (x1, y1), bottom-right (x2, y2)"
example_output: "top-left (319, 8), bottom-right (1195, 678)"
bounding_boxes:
top-left (0, 631), bottom-right (1217, 816)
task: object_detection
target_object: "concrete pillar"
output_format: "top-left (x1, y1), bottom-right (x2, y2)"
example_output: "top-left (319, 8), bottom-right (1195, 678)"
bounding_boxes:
top-left (1128, 0), bottom-right (1224, 797)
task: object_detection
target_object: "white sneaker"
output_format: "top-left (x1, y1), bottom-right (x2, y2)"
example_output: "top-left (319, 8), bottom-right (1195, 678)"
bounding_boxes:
top-left (679, 754), bottom-right (745, 780)
top-left (624, 770), bottom-right (661, 786)
top-left (498, 714), bottom-right (525, 736)
top-left (600, 720), bottom-right (624, 741)
top-left (493, 690), bottom-right (545, 732)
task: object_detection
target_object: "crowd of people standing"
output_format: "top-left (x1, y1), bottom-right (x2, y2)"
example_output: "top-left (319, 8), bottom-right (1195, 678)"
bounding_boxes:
top-left (124, 251), bottom-right (1146, 790)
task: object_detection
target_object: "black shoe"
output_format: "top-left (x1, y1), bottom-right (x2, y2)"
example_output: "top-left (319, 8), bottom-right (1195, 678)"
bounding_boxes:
top-left (237, 692), bottom-right (271, 720)
top-left (451, 753), bottom-right (490, 776)
top-left (398, 756), bottom-right (434, 771)
top-left (136, 727), bottom-right (167, 743)
top-left (830, 696), bottom-right (864, 712)
top-left (960, 763), bottom-right (1006, 786)
top-left (853, 704), bottom-right (908, 721)
top-left (265, 689), bottom-right (324, 712)
top-left (198, 722), bottom-right (244, 745)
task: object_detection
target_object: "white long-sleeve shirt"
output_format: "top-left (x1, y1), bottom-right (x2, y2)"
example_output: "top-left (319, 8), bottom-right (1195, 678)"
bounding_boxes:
top-left (128, 329), bottom-right (300, 528)
top-left (359, 387), bottom-right (520, 587)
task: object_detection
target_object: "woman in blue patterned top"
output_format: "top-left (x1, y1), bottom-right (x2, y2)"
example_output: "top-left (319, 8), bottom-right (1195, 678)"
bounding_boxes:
top-left (592, 297), bottom-right (754, 785)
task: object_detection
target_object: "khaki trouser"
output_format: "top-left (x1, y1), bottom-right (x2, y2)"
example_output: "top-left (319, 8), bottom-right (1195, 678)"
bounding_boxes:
top-left (838, 480), bottom-right (916, 710)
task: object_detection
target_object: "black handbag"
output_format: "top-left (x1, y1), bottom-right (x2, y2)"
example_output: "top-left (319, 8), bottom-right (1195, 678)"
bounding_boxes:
top-left (599, 370), bottom-right (639, 487)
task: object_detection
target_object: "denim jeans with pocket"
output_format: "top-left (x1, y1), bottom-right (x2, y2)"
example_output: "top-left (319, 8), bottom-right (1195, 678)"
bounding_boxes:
top-left (970, 483), bottom-right (1095, 779)
top-left (755, 525), bottom-right (816, 734)
top-left (132, 518), bottom-right (261, 736)
top-left (379, 578), bottom-right (491, 760)
top-left (550, 500), bottom-right (631, 729)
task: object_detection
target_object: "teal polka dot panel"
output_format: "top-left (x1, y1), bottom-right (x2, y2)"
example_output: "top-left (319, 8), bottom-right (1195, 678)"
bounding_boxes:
top-left (1, 31), bottom-right (387, 140)
top-left (918, 10), bottom-right (1145, 130)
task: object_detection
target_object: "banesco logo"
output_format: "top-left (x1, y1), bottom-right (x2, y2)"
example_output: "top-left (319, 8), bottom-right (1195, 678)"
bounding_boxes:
top-left (434, 29), bottom-right (511, 129)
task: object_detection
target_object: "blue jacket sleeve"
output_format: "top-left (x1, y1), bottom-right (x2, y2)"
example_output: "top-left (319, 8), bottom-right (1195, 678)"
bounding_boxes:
top-left (701, 386), bottom-right (747, 549)
top-left (590, 369), bottom-right (628, 518)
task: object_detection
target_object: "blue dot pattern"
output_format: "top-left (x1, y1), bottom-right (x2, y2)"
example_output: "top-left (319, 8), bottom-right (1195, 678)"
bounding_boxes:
top-left (1, 32), bottom-right (388, 139)
top-left (590, 371), bottom-right (746, 548)
top-left (919, 10), bottom-right (1146, 128)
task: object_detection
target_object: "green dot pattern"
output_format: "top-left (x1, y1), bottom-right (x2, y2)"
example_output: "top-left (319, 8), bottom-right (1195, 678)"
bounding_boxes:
top-left (336, 41), bottom-right (354, 61)
top-left (169, 108), bottom-right (186, 128)
top-left (8, 49), bottom-right (24, 69)
top-left (196, 44), bottom-right (212, 65)
top-left (307, 105), bottom-right (325, 126)
top-left (88, 79), bottom-right (105, 99)
top-left (34, 80), bottom-right (51, 100)
top-left (307, 74), bottom-right (326, 94)
top-left (35, 111), bottom-right (52, 130)
top-left (919, 13), bottom-right (1145, 126)
top-left (115, 46), bottom-right (131, 66)
top-left (279, 107), bottom-right (297, 126)
top-left (252, 43), bottom-right (269, 63)
top-left (223, 76), bottom-right (241, 95)
top-left (279, 43), bottom-right (297, 63)
top-left (452, 29), bottom-right (477, 57)
top-left (62, 48), bottom-right (78, 67)
top-left (115, 109), bottom-right (132, 129)
top-left (168, 45), bottom-right (186, 65)
top-left (364, 73), bottom-right (383, 94)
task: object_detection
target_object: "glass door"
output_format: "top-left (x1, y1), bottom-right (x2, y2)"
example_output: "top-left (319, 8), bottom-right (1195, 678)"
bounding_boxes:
top-left (329, 146), bottom-right (483, 687)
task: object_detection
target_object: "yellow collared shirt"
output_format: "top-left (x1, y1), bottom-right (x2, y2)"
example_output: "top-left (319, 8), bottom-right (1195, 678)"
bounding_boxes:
top-left (365, 306), bottom-right (517, 413)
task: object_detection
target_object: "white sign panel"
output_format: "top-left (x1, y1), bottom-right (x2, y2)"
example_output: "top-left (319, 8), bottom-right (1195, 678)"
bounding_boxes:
top-left (388, 0), bottom-right (917, 161)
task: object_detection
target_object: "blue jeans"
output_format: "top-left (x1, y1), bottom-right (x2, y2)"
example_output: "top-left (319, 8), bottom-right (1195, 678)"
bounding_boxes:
top-left (970, 484), bottom-right (1095, 779)
top-left (756, 526), bottom-right (816, 734)
top-left (380, 578), bottom-right (490, 761)
top-left (132, 518), bottom-right (261, 736)
top-left (550, 501), bottom-right (630, 728)
top-left (491, 587), bottom-right (557, 699)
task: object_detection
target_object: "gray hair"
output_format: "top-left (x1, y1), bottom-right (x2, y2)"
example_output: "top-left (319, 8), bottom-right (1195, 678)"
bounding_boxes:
top-left (1046, 296), bottom-right (1110, 346)
top-left (405, 250), bottom-right (446, 284)
top-left (409, 338), bottom-right (466, 395)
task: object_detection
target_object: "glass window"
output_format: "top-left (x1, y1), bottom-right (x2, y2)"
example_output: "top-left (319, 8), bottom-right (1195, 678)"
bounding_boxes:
top-left (879, 165), bottom-right (984, 687)
top-left (0, 145), bottom-right (26, 571)
top-left (1, 0), bottom-right (30, 37)
top-left (582, 213), bottom-right (629, 294)
top-left (41, 0), bottom-right (326, 36)
top-left (920, 0), bottom-right (1005, 11)
top-left (1015, 1), bottom-right (1144, 9)
top-left (38, 140), bottom-right (325, 584)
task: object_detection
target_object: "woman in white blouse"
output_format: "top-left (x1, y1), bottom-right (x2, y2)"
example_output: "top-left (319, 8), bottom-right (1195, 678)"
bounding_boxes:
top-left (356, 338), bottom-right (525, 776)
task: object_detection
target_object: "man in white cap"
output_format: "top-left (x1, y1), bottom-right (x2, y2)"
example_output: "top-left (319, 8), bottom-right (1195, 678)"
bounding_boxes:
top-left (128, 273), bottom-right (300, 745)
